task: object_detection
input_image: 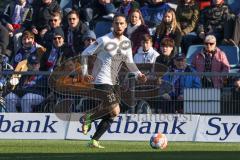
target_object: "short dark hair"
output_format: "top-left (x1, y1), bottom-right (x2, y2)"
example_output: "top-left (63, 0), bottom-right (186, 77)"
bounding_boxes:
top-left (67, 10), bottom-right (80, 19)
top-left (50, 10), bottom-right (62, 19)
top-left (113, 13), bottom-right (127, 22)
top-left (22, 30), bottom-right (35, 39)
top-left (161, 38), bottom-right (175, 47)
top-left (142, 34), bottom-right (152, 42)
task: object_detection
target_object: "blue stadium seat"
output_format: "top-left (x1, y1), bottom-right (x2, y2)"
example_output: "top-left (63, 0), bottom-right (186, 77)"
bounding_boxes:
top-left (60, 0), bottom-right (72, 10)
top-left (218, 45), bottom-right (240, 68)
top-left (94, 20), bottom-right (112, 38)
top-left (186, 45), bottom-right (203, 64)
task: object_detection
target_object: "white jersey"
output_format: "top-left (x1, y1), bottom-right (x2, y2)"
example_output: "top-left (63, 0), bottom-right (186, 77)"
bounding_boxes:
top-left (82, 32), bottom-right (141, 85)
top-left (134, 47), bottom-right (159, 64)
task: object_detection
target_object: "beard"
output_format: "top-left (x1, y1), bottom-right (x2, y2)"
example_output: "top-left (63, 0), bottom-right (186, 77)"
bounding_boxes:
top-left (114, 30), bottom-right (124, 37)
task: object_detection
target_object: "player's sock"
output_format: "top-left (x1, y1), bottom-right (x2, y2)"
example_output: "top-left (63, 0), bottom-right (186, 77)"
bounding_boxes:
top-left (82, 113), bottom-right (92, 135)
top-left (92, 116), bottom-right (113, 140)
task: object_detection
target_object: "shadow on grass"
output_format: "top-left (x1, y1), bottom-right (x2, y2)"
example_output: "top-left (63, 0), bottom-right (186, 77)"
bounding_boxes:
top-left (0, 152), bottom-right (240, 160)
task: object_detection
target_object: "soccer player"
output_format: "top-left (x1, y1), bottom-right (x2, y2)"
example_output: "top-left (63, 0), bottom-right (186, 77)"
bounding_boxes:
top-left (81, 14), bottom-right (147, 148)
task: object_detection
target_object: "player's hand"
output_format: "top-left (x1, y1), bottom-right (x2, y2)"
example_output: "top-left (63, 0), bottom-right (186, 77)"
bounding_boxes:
top-left (83, 75), bottom-right (94, 83)
top-left (137, 73), bottom-right (147, 83)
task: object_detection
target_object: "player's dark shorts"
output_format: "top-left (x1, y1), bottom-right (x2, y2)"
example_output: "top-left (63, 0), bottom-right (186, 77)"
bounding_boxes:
top-left (94, 84), bottom-right (120, 106)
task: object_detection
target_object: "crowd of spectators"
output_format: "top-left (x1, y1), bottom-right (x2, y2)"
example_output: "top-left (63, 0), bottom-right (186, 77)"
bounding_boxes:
top-left (0, 0), bottom-right (239, 113)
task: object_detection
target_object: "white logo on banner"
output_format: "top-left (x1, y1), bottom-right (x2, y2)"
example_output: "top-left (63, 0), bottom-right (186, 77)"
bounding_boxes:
top-left (66, 114), bottom-right (200, 141)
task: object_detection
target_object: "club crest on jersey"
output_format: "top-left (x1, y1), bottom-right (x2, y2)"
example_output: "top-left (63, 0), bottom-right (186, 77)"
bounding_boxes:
top-left (15, 53), bottom-right (23, 63)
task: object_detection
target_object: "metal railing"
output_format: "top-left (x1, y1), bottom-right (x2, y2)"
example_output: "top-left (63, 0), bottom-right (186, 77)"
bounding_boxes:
top-left (0, 71), bottom-right (240, 115)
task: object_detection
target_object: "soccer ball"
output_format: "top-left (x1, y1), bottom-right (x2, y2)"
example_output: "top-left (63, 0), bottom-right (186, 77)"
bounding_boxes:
top-left (150, 133), bottom-right (168, 149)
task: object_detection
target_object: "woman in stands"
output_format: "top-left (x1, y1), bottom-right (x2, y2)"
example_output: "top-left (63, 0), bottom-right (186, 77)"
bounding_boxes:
top-left (126, 9), bottom-right (149, 54)
top-left (191, 35), bottom-right (230, 88)
top-left (154, 9), bottom-right (182, 52)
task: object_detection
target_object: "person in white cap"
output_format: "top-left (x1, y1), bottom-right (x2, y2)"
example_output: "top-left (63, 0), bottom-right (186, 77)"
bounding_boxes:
top-left (191, 34), bottom-right (230, 88)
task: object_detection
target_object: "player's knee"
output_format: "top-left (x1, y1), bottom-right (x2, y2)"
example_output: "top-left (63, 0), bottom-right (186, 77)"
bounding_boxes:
top-left (110, 104), bottom-right (120, 117)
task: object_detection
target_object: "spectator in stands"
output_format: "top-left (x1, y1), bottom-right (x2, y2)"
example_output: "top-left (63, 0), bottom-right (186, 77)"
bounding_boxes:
top-left (64, 10), bottom-right (89, 56)
top-left (176, 0), bottom-right (199, 36)
top-left (183, 0), bottom-right (233, 51)
top-left (0, 23), bottom-right (9, 57)
top-left (12, 30), bottom-right (45, 68)
top-left (82, 30), bottom-right (96, 48)
top-left (154, 9), bottom-right (182, 51)
top-left (197, 0), bottom-right (231, 44)
top-left (31, 0), bottom-right (61, 39)
top-left (161, 53), bottom-right (201, 113)
top-left (1, 0), bottom-right (33, 54)
top-left (229, 12), bottom-right (240, 46)
top-left (93, 0), bottom-right (117, 21)
top-left (41, 11), bottom-right (63, 49)
top-left (78, 0), bottom-right (95, 23)
top-left (224, 7), bottom-right (240, 46)
top-left (176, 0), bottom-right (200, 53)
top-left (1, 0), bottom-right (33, 33)
top-left (126, 9), bottom-right (149, 54)
top-left (40, 27), bottom-right (69, 71)
top-left (191, 35), bottom-right (230, 88)
top-left (155, 37), bottom-right (175, 67)
top-left (5, 54), bottom-right (47, 112)
top-left (140, 0), bottom-right (171, 34)
top-left (134, 34), bottom-right (159, 64)
top-left (117, 0), bottom-right (140, 17)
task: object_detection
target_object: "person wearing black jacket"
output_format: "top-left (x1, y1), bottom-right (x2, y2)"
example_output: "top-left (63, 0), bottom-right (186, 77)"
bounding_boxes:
top-left (1, 0), bottom-right (33, 32)
top-left (40, 27), bottom-right (71, 71)
top-left (1, 0), bottom-right (33, 54)
top-left (41, 11), bottom-right (63, 49)
top-left (64, 10), bottom-right (89, 56)
top-left (31, 0), bottom-right (61, 38)
top-left (155, 37), bottom-right (176, 68)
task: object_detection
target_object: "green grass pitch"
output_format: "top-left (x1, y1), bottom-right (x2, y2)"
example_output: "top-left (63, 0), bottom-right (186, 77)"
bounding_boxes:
top-left (0, 140), bottom-right (240, 160)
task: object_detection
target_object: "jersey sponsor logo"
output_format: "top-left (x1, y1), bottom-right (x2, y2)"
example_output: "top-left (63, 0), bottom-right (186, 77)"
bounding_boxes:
top-left (104, 41), bottom-right (131, 52)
